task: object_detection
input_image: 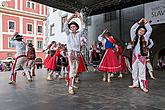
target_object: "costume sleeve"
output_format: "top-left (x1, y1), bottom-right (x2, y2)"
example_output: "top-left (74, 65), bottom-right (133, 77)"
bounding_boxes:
top-left (130, 23), bottom-right (140, 41)
top-left (148, 39), bottom-right (154, 49)
top-left (98, 34), bottom-right (106, 44)
top-left (64, 21), bottom-right (70, 35)
top-left (144, 23), bottom-right (152, 41)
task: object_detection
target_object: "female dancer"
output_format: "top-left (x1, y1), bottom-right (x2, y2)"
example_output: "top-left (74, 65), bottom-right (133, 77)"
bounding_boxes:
top-left (98, 29), bottom-right (121, 82)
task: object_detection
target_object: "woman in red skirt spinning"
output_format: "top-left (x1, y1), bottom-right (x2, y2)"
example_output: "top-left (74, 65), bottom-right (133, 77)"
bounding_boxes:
top-left (98, 29), bottom-right (121, 82)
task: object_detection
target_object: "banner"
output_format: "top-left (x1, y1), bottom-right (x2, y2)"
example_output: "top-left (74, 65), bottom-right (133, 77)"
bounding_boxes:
top-left (145, 1), bottom-right (165, 25)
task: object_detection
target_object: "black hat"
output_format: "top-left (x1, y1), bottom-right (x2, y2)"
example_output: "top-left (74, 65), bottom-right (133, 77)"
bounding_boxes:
top-left (68, 21), bottom-right (79, 30)
top-left (28, 43), bottom-right (33, 47)
top-left (14, 35), bottom-right (23, 40)
top-left (136, 25), bottom-right (147, 34)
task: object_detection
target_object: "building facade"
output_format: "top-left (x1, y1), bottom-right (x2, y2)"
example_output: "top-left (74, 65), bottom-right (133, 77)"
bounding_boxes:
top-left (0, 0), bottom-right (47, 61)
top-left (45, 7), bottom-right (84, 46)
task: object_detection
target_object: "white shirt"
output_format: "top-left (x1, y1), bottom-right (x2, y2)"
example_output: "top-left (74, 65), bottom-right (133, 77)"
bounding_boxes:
top-left (10, 39), bottom-right (26, 57)
top-left (98, 34), bottom-right (106, 50)
top-left (64, 21), bottom-right (85, 52)
top-left (130, 23), bottom-right (152, 55)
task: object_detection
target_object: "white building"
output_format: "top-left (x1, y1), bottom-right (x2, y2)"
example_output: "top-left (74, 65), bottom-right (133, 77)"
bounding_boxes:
top-left (45, 7), bottom-right (83, 46)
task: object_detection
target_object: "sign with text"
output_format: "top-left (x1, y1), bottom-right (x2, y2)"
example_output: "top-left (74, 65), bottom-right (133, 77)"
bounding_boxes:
top-left (145, 1), bottom-right (165, 25)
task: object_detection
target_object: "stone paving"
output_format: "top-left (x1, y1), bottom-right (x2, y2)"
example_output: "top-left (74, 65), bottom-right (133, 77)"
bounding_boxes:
top-left (0, 68), bottom-right (165, 110)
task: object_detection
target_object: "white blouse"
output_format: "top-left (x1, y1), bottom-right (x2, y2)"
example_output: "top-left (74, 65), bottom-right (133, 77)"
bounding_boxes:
top-left (64, 21), bottom-right (85, 52)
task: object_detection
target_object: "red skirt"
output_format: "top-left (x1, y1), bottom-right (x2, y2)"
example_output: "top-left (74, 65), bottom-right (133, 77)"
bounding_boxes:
top-left (45, 49), bottom-right (61, 70)
top-left (43, 55), bottom-right (51, 66)
top-left (45, 54), bottom-right (57, 70)
top-left (98, 48), bottom-right (121, 72)
top-left (119, 56), bottom-right (127, 71)
top-left (77, 54), bottom-right (87, 74)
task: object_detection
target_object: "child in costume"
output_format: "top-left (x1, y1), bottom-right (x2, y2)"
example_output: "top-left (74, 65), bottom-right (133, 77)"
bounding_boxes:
top-left (26, 43), bottom-right (36, 81)
top-left (98, 29), bottom-right (121, 83)
top-left (64, 11), bottom-right (85, 94)
top-left (129, 18), bottom-right (152, 93)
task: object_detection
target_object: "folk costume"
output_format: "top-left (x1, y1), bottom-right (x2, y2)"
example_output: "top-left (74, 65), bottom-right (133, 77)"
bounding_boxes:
top-left (26, 43), bottom-right (36, 81)
top-left (64, 14), bottom-right (85, 94)
top-left (43, 42), bottom-right (56, 66)
top-left (89, 43), bottom-right (101, 70)
top-left (129, 21), bottom-right (152, 92)
top-left (60, 48), bottom-right (68, 78)
top-left (116, 45), bottom-right (127, 78)
top-left (45, 47), bottom-right (61, 80)
top-left (8, 34), bottom-right (27, 84)
top-left (98, 32), bottom-right (121, 82)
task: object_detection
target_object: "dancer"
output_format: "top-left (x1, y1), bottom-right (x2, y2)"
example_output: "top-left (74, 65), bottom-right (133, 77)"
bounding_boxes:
top-left (45, 44), bottom-right (61, 81)
top-left (43, 41), bottom-right (57, 66)
top-left (146, 38), bottom-right (155, 79)
top-left (129, 18), bottom-right (152, 93)
top-left (117, 45), bottom-right (127, 78)
top-left (43, 41), bottom-right (57, 80)
top-left (64, 11), bottom-right (85, 94)
top-left (26, 43), bottom-right (36, 81)
top-left (89, 41), bottom-right (101, 71)
top-left (98, 29), bottom-right (121, 82)
top-left (60, 45), bottom-right (68, 78)
top-left (8, 32), bottom-right (27, 84)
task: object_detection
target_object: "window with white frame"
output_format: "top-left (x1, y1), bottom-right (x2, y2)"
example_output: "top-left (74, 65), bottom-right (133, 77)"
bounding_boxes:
top-left (61, 16), bottom-right (67, 32)
top-left (38, 25), bottom-right (42, 33)
top-left (8, 37), bottom-right (15, 48)
top-left (27, 1), bottom-right (30, 8)
top-left (37, 41), bottom-right (43, 49)
top-left (26, 1), bottom-right (35, 9)
top-left (31, 2), bottom-right (35, 9)
top-left (27, 24), bottom-right (32, 32)
top-left (8, 21), bottom-right (15, 30)
top-left (27, 40), bottom-right (33, 44)
top-left (50, 24), bottom-right (55, 36)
